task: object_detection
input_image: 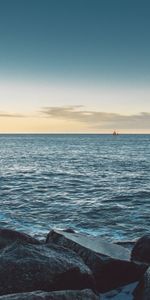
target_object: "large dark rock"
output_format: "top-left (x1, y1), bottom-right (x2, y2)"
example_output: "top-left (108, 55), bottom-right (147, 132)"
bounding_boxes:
top-left (46, 230), bottom-right (146, 292)
top-left (48, 229), bottom-right (130, 260)
top-left (0, 228), bottom-right (40, 249)
top-left (131, 235), bottom-right (150, 264)
top-left (133, 267), bottom-right (150, 300)
top-left (0, 289), bottom-right (99, 299)
top-left (0, 241), bottom-right (94, 295)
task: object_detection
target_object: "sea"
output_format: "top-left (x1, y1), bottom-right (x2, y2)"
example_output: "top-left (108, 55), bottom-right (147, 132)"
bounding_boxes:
top-left (0, 134), bottom-right (150, 242)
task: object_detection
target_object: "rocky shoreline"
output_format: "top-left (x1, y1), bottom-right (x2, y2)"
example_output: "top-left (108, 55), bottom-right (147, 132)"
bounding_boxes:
top-left (0, 228), bottom-right (149, 299)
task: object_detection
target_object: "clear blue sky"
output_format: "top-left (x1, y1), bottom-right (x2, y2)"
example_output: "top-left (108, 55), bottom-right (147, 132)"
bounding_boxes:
top-left (0, 0), bottom-right (150, 133)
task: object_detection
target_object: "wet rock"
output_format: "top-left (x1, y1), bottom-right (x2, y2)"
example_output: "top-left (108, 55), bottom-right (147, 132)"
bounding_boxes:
top-left (116, 240), bottom-right (136, 251)
top-left (47, 229), bottom-right (130, 260)
top-left (98, 258), bottom-right (146, 293)
top-left (131, 235), bottom-right (150, 264)
top-left (0, 289), bottom-right (99, 299)
top-left (63, 228), bottom-right (76, 234)
top-left (133, 267), bottom-right (150, 300)
top-left (46, 230), bottom-right (146, 292)
top-left (0, 241), bottom-right (94, 295)
top-left (103, 281), bottom-right (138, 300)
top-left (0, 228), bottom-right (40, 249)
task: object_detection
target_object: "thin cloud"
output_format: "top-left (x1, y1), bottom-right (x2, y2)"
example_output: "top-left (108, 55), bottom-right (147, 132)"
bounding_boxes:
top-left (41, 106), bottom-right (119, 122)
top-left (1, 107), bottom-right (150, 130)
top-left (0, 111), bottom-right (26, 118)
top-left (41, 106), bottom-right (150, 129)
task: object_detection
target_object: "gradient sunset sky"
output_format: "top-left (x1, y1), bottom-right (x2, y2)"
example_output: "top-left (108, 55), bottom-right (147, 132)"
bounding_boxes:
top-left (0, 0), bottom-right (150, 133)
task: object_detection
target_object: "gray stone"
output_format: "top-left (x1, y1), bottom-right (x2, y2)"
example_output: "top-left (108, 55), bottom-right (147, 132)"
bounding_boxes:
top-left (48, 229), bottom-right (130, 260)
top-left (0, 228), bottom-right (40, 249)
top-left (46, 230), bottom-right (146, 292)
top-left (133, 267), bottom-right (150, 300)
top-left (0, 241), bottom-right (94, 295)
top-left (0, 289), bottom-right (99, 300)
top-left (116, 240), bottom-right (136, 251)
top-left (131, 235), bottom-right (150, 264)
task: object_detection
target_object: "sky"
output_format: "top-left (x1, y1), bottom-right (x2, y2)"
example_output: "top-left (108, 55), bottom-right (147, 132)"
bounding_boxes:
top-left (0, 0), bottom-right (150, 133)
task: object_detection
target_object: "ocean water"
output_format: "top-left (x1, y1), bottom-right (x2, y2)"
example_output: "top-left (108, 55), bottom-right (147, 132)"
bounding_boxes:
top-left (0, 134), bottom-right (150, 241)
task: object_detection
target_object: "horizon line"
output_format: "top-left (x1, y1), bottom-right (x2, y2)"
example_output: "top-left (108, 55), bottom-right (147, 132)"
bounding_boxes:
top-left (0, 132), bottom-right (150, 135)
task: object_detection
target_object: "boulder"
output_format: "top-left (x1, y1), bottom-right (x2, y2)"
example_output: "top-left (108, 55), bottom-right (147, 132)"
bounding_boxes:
top-left (46, 230), bottom-right (146, 292)
top-left (133, 267), bottom-right (150, 300)
top-left (47, 229), bottom-right (130, 260)
top-left (102, 281), bottom-right (138, 299)
top-left (0, 228), bottom-right (40, 249)
top-left (131, 235), bottom-right (150, 264)
top-left (0, 289), bottom-right (99, 299)
top-left (116, 240), bottom-right (136, 251)
top-left (0, 241), bottom-right (94, 295)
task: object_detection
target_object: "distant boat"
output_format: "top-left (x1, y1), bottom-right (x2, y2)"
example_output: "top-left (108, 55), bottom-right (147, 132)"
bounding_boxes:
top-left (113, 130), bottom-right (118, 136)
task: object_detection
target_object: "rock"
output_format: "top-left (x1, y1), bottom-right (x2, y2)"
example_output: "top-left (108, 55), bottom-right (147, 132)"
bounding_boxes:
top-left (0, 228), bottom-right (40, 249)
top-left (131, 235), bottom-right (150, 264)
top-left (98, 259), bottom-right (145, 293)
top-left (47, 229), bottom-right (130, 260)
top-left (103, 282), bottom-right (139, 300)
top-left (133, 267), bottom-right (150, 300)
top-left (46, 230), bottom-right (146, 292)
top-left (63, 228), bottom-right (76, 234)
top-left (116, 240), bottom-right (136, 251)
top-left (0, 241), bottom-right (94, 295)
top-left (0, 289), bottom-right (99, 299)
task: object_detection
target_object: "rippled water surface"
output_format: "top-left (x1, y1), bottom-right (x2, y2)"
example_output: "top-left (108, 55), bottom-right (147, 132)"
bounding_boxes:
top-left (0, 134), bottom-right (150, 241)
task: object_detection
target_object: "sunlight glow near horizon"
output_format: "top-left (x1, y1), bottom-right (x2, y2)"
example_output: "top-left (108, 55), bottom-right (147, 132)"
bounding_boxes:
top-left (0, 79), bottom-right (150, 133)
